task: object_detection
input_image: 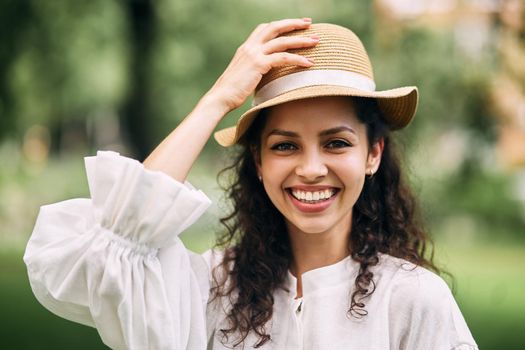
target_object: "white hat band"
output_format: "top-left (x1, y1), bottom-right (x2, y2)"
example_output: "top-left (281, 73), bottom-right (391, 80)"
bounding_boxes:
top-left (252, 69), bottom-right (376, 107)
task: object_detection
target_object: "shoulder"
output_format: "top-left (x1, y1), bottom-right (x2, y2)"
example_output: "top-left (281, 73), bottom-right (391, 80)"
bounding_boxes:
top-left (375, 254), bottom-right (478, 349)
top-left (374, 253), bottom-right (452, 312)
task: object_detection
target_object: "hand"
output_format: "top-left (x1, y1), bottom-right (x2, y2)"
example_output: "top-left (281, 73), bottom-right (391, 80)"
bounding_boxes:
top-left (204, 18), bottom-right (319, 114)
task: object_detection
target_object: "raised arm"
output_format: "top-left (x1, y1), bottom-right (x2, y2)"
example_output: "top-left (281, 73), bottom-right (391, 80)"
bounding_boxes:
top-left (143, 18), bottom-right (317, 182)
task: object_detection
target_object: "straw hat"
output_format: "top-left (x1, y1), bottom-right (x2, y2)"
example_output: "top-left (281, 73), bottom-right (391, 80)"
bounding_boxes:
top-left (214, 23), bottom-right (418, 147)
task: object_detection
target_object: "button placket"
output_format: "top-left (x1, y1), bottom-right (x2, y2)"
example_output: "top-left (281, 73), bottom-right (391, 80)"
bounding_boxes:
top-left (295, 298), bottom-right (303, 313)
top-left (291, 297), bottom-right (304, 349)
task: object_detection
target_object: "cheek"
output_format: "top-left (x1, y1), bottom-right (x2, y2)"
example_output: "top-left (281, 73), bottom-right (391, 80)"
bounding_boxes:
top-left (261, 163), bottom-right (288, 192)
top-left (332, 154), bottom-right (366, 178)
top-left (330, 156), bottom-right (367, 197)
top-left (260, 156), bottom-right (293, 181)
top-left (259, 157), bottom-right (295, 207)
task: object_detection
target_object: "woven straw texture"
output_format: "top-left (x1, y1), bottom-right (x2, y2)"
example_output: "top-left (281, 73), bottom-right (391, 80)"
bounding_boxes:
top-left (214, 23), bottom-right (419, 147)
top-left (258, 24), bottom-right (374, 90)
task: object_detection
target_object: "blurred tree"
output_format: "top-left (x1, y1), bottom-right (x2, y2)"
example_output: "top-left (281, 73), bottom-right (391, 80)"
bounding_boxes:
top-left (120, 0), bottom-right (157, 160)
top-left (370, 6), bottom-right (524, 239)
top-left (0, 0), bottom-right (34, 140)
top-left (3, 0), bottom-right (128, 153)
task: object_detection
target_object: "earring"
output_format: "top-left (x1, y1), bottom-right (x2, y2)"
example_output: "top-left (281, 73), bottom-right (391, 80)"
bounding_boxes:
top-left (366, 169), bottom-right (374, 179)
top-left (258, 174), bottom-right (262, 182)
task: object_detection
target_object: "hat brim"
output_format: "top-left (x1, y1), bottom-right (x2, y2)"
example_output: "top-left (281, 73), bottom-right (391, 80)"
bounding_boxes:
top-left (214, 84), bottom-right (418, 147)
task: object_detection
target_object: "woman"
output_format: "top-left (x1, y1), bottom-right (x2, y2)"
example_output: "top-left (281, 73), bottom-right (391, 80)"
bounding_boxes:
top-left (24, 19), bottom-right (478, 349)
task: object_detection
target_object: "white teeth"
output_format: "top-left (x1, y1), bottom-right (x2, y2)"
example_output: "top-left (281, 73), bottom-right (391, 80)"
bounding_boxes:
top-left (290, 189), bottom-right (336, 202)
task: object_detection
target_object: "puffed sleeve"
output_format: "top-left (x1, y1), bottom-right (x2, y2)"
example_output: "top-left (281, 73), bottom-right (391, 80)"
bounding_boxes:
top-left (23, 150), bottom-right (212, 350)
top-left (388, 266), bottom-right (479, 350)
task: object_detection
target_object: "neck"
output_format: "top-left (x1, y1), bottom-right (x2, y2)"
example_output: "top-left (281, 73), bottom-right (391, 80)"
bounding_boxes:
top-left (287, 214), bottom-right (352, 298)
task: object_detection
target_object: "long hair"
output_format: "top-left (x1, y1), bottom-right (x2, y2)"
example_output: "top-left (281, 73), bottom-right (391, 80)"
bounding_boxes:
top-left (210, 97), bottom-right (441, 348)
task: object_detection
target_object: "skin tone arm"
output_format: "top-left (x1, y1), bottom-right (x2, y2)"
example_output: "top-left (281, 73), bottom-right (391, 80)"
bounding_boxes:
top-left (143, 18), bottom-right (320, 181)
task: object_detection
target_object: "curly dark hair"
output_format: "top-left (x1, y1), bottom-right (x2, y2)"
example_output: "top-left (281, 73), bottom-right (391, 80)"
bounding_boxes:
top-left (210, 96), bottom-right (441, 348)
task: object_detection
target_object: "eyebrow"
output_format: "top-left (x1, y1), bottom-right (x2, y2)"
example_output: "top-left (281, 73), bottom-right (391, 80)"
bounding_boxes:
top-left (319, 126), bottom-right (357, 137)
top-left (267, 126), bottom-right (357, 138)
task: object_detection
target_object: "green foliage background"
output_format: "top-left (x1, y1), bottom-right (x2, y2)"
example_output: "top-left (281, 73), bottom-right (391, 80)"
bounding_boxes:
top-left (0, 0), bottom-right (524, 349)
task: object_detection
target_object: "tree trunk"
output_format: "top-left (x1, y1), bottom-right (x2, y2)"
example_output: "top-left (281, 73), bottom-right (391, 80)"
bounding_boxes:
top-left (120, 0), bottom-right (156, 160)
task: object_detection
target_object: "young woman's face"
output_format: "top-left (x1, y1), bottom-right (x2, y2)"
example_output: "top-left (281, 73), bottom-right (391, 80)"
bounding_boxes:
top-left (256, 96), bottom-right (383, 236)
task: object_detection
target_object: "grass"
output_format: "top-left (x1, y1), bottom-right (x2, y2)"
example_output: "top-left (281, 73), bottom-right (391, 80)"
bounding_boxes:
top-left (0, 250), bottom-right (107, 349)
top-left (434, 240), bottom-right (525, 349)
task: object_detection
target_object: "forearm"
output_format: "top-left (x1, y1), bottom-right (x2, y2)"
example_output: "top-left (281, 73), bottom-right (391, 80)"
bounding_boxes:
top-left (143, 93), bottom-right (230, 182)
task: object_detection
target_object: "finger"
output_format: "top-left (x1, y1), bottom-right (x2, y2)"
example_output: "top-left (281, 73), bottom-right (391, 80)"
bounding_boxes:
top-left (245, 22), bottom-right (270, 42)
top-left (255, 18), bottom-right (312, 43)
top-left (265, 52), bottom-right (314, 69)
top-left (263, 35), bottom-right (319, 54)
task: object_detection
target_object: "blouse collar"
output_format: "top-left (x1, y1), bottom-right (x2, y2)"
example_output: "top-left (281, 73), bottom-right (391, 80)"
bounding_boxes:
top-left (284, 254), bottom-right (360, 298)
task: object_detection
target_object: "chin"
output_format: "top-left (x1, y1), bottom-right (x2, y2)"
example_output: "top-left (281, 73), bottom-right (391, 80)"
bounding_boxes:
top-left (288, 218), bottom-right (335, 235)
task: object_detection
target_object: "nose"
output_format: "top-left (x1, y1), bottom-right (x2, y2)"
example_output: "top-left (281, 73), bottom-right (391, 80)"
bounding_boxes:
top-left (295, 148), bottom-right (328, 181)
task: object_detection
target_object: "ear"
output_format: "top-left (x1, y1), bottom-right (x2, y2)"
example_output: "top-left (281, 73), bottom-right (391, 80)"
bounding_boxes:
top-left (366, 137), bottom-right (384, 175)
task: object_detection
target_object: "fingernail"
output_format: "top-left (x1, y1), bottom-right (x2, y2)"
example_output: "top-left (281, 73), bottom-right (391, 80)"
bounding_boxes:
top-left (307, 58), bottom-right (315, 64)
top-left (311, 35), bottom-right (320, 41)
top-left (303, 17), bottom-right (312, 22)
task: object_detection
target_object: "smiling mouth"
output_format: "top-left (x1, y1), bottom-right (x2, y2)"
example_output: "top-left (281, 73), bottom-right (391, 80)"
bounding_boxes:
top-left (287, 188), bottom-right (339, 204)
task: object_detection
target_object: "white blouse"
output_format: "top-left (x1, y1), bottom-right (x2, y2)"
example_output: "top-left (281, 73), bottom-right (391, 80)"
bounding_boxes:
top-left (24, 151), bottom-right (479, 350)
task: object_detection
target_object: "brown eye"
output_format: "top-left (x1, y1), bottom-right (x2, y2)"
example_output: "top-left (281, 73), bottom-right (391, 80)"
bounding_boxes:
top-left (325, 140), bottom-right (351, 149)
top-left (271, 142), bottom-right (298, 152)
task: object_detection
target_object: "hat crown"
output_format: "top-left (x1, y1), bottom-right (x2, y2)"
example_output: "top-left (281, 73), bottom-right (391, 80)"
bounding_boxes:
top-left (257, 23), bottom-right (375, 91)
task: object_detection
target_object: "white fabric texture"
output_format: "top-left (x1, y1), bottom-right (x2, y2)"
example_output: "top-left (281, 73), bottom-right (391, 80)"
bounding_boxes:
top-left (24, 151), bottom-right (479, 350)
